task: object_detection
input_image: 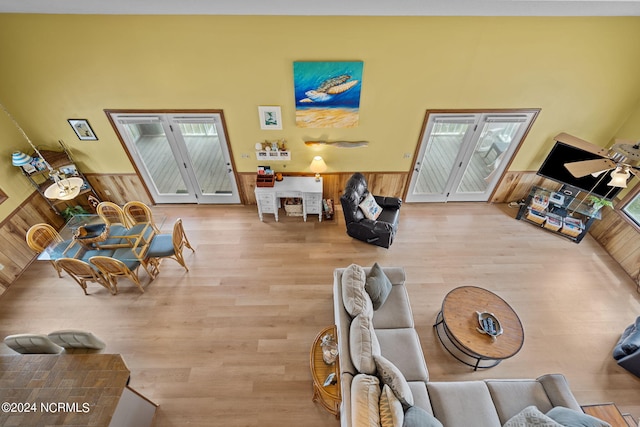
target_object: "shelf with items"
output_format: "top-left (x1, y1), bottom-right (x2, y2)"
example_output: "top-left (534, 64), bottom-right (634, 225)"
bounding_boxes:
top-left (255, 150), bottom-right (290, 161)
top-left (254, 139), bottom-right (290, 161)
top-left (17, 142), bottom-right (101, 217)
top-left (516, 185), bottom-right (602, 243)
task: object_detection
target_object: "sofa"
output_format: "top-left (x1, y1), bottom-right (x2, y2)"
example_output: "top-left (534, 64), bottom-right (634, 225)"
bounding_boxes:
top-left (333, 264), bottom-right (591, 427)
top-left (340, 173), bottom-right (401, 249)
top-left (613, 316), bottom-right (640, 378)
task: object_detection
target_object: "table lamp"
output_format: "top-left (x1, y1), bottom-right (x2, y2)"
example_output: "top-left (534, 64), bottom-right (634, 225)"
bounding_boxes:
top-left (310, 156), bottom-right (327, 182)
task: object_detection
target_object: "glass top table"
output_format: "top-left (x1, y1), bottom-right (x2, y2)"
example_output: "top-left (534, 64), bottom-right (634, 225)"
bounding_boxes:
top-left (38, 214), bottom-right (164, 262)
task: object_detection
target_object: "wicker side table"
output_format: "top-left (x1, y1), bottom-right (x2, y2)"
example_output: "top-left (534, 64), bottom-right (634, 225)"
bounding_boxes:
top-left (310, 325), bottom-right (341, 418)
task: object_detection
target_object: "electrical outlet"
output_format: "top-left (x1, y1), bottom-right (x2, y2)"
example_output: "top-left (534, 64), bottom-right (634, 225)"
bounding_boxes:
top-left (403, 153), bottom-right (412, 159)
top-left (241, 153), bottom-right (250, 159)
top-left (0, 263), bottom-right (4, 270)
top-left (104, 190), bottom-right (111, 196)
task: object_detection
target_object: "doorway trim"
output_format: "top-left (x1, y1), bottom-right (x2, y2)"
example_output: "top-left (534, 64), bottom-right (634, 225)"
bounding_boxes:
top-left (105, 109), bottom-right (242, 204)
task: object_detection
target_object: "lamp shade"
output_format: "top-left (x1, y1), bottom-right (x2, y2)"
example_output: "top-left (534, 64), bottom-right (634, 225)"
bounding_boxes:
top-left (607, 167), bottom-right (630, 188)
top-left (309, 156), bottom-right (327, 174)
top-left (12, 151), bottom-right (32, 166)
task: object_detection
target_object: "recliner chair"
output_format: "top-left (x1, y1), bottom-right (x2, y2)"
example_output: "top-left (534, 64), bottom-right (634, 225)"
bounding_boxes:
top-left (613, 316), bottom-right (640, 378)
top-left (340, 173), bottom-right (402, 248)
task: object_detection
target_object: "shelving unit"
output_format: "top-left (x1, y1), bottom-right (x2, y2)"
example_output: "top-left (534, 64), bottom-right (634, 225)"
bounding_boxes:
top-left (516, 185), bottom-right (602, 243)
top-left (18, 142), bottom-right (100, 217)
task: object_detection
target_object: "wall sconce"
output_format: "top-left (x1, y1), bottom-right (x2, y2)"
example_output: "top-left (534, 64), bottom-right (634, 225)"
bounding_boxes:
top-left (309, 156), bottom-right (327, 182)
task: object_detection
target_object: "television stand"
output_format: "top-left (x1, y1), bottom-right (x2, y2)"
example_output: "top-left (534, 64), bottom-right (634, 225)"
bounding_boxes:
top-left (515, 185), bottom-right (602, 243)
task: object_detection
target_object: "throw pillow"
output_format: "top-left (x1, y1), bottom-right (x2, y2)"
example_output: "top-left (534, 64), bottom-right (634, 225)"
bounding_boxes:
top-left (546, 407), bottom-right (612, 427)
top-left (342, 264), bottom-right (373, 318)
top-left (366, 263), bottom-right (393, 310)
top-left (403, 406), bottom-right (443, 427)
top-left (379, 384), bottom-right (404, 427)
top-left (351, 374), bottom-right (381, 427)
top-left (502, 406), bottom-right (563, 427)
top-left (350, 314), bottom-right (381, 375)
top-left (373, 354), bottom-right (414, 409)
top-left (359, 192), bottom-right (383, 220)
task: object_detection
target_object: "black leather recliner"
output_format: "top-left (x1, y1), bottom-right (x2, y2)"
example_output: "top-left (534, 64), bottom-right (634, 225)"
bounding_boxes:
top-left (340, 173), bottom-right (402, 248)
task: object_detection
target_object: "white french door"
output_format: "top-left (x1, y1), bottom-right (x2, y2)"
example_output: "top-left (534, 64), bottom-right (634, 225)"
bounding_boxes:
top-left (406, 110), bottom-right (538, 202)
top-left (110, 112), bottom-right (240, 204)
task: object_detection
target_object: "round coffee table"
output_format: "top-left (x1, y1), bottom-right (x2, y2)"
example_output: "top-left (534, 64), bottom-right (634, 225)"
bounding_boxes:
top-left (434, 286), bottom-right (524, 370)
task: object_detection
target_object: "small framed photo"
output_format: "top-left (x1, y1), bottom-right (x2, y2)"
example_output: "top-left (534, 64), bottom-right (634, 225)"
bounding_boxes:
top-left (68, 119), bottom-right (98, 141)
top-left (258, 106), bottom-right (282, 130)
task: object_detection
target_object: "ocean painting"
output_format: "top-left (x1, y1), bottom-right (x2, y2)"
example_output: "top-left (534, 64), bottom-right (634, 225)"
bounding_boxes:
top-left (293, 61), bottom-right (363, 128)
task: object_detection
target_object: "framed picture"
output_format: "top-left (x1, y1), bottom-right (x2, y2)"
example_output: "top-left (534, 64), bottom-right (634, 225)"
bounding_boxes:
top-left (258, 106), bottom-right (282, 130)
top-left (68, 119), bottom-right (98, 141)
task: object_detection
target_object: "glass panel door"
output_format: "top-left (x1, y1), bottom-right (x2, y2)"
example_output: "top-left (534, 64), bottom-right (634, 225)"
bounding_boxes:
top-left (172, 115), bottom-right (239, 203)
top-left (110, 112), bottom-right (240, 204)
top-left (406, 111), bottom-right (538, 203)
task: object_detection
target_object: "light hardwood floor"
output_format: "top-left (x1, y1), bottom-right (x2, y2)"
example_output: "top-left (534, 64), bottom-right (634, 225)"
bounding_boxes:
top-left (1, 203), bottom-right (639, 426)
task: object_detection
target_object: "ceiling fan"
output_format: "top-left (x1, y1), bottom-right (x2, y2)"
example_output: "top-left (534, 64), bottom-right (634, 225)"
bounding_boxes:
top-left (555, 132), bottom-right (640, 188)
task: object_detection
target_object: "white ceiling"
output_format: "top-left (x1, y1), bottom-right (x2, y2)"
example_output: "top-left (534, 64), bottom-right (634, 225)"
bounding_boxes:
top-left (0, 0), bottom-right (640, 16)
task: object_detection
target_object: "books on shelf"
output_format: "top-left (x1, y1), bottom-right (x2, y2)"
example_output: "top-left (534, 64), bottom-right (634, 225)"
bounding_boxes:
top-left (531, 191), bottom-right (550, 212)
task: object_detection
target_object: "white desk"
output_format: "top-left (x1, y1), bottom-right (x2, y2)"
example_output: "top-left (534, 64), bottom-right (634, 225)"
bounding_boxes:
top-left (255, 176), bottom-right (323, 222)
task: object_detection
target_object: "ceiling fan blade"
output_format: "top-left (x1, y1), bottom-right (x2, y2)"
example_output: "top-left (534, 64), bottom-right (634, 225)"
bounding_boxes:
top-left (564, 158), bottom-right (616, 178)
top-left (554, 132), bottom-right (609, 156)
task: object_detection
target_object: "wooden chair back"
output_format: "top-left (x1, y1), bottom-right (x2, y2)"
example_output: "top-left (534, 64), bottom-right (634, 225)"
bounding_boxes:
top-left (26, 223), bottom-right (62, 253)
top-left (89, 256), bottom-right (144, 294)
top-left (173, 218), bottom-right (194, 255)
top-left (26, 223), bottom-right (64, 277)
top-left (123, 201), bottom-right (159, 232)
top-left (97, 202), bottom-right (129, 228)
top-left (55, 258), bottom-right (114, 295)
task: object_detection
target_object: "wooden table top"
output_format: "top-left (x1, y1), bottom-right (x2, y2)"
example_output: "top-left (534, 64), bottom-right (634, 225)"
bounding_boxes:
top-left (0, 354), bottom-right (130, 427)
top-left (441, 286), bottom-right (524, 360)
top-left (310, 325), bottom-right (340, 401)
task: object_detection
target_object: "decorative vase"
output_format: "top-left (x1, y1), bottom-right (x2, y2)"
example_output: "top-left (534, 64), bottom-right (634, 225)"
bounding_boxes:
top-left (321, 333), bottom-right (338, 365)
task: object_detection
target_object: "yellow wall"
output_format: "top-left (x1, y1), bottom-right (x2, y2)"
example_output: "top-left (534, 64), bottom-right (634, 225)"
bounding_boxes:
top-left (1, 15), bottom-right (640, 219)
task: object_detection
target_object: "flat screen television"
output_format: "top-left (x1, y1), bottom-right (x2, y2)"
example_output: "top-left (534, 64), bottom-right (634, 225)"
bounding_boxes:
top-left (536, 141), bottom-right (623, 200)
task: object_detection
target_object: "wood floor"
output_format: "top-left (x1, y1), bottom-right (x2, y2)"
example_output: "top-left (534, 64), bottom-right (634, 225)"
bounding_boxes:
top-left (1, 203), bottom-right (639, 426)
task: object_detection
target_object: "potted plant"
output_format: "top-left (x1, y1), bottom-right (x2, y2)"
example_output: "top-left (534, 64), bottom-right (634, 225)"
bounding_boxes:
top-left (61, 205), bottom-right (88, 221)
top-left (586, 195), bottom-right (614, 213)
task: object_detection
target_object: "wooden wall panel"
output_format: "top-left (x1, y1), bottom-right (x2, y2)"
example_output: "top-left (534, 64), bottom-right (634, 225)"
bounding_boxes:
top-left (0, 193), bottom-right (62, 292)
top-left (86, 173), bottom-right (153, 206)
top-left (490, 171), bottom-right (562, 203)
top-left (237, 172), bottom-right (408, 205)
top-left (589, 208), bottom-right (640, 281)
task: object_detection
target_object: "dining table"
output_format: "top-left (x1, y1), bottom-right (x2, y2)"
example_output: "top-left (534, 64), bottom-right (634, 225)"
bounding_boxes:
top-left (38, 214), bottom-right (165, 272)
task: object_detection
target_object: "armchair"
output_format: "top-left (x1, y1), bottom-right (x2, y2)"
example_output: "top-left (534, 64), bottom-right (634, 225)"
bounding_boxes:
top-left (340, 173), bottom-right (402, 248)
top-left (613, 316), bottom-right (640, 378)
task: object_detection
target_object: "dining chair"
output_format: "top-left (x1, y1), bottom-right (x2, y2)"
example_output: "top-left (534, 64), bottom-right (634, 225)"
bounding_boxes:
top-left (26, 223), bottom-right (64, 277)
top-left (48, 330), bottom-right (106, 352)
top-left (55, 258), bottom-right (115, 295)
top-left (123, 200), bottom-right (160, 232)
top-left (89, 255), bottom-right (145, 294)
top-left (4, 333), bottom-right (64, 354)
top-left (146, 218), bottom-right (195, 273)
top-left (96, 201), bottom-right (129, 234)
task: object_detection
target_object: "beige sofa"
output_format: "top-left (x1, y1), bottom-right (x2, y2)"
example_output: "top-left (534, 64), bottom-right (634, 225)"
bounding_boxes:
top-left (333, 265), bottom-right (584, 427)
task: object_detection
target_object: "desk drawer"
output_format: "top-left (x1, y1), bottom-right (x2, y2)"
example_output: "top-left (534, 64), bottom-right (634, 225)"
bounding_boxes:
top-left (257, 194), bottom-right (276, 213)
top-left (276, 191), bottom-right (302, 198)
top-left (304, 193), bottom-right (322, 214)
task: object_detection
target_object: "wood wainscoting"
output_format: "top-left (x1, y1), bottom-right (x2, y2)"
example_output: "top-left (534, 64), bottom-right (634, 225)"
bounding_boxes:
top-left (237, 172), bottom-right (408, 205)
top-left (86, 173), bottom-right (153, 206)
top-left (589, 208), bottom-right (640, 283)
top-left (0, 193), bottom-right (63, 292)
